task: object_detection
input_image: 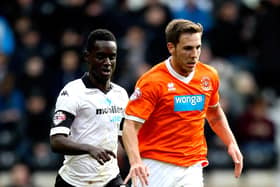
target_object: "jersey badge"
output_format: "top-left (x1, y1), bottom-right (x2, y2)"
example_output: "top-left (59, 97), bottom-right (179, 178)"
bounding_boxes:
top-left (200, 76), bottom-right (211, 91)
top-left (130, 87), bottom-right (141, 101)
top-left (167, 82), bottom-right (176, 91)
top-left (53, 111), bottom-right (66, 125)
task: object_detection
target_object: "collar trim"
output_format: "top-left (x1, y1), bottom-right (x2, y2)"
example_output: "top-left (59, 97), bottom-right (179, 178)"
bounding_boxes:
top-left (165, 57), bottom-right (195, 84)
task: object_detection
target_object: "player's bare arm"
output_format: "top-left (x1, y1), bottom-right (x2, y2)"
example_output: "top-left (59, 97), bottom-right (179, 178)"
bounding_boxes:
top-left (50, 134), bottom-right (116, 165)
top-left (122, 119), bottom-right (149, 187)
top-left (206, 104), bottom-right (243, 178)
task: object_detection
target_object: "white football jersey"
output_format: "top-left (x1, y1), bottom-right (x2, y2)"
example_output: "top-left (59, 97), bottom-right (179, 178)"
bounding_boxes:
top-left (50, 74), bottom-right (129, 186)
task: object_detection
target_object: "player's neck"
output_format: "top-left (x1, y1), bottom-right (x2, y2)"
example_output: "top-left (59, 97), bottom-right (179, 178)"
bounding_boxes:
top-left (89, 75), bottom-right (112, 93)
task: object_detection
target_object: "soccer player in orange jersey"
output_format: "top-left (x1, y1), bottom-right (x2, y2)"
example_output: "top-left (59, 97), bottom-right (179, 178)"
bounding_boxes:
top-left (122, 19), bottom-right (243, 187)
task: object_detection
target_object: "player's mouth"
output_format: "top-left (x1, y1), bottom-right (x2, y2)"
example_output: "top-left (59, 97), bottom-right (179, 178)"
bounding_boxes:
top-left (185, 62), bottom-right (196, 69)
top-left (101, 68), bottom-right (111, 76)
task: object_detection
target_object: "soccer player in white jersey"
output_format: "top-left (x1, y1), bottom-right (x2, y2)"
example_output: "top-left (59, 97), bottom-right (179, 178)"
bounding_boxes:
top-left (50, 29), bottom-right (129, 187)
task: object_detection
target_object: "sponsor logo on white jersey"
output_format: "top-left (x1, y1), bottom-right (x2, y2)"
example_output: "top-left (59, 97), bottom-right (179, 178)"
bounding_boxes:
top-left (96, 106), bottom-right (124, 115)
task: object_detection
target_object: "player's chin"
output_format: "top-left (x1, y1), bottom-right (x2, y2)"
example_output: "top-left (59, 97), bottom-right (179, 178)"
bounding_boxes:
top-left (183, 66), bottom-right (194, 73)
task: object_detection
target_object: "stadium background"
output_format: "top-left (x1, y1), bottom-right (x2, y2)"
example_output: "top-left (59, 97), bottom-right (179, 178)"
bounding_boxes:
top-left (0, 0), bottom-right (279, 186)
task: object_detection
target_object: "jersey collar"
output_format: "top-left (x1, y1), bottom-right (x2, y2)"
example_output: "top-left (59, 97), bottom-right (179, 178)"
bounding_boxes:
top-left (82, 73), bottom-right (95, 88)
top-left (81, 73), bottom-right (113, 92)
top-left (165, 57), bottom-right (195, 84)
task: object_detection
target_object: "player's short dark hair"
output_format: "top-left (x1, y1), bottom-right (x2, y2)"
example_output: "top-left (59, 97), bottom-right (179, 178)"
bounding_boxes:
top-left (85, 29), bottom-right (116, 52)
top-left (165, 19), bottom-right (203, 46)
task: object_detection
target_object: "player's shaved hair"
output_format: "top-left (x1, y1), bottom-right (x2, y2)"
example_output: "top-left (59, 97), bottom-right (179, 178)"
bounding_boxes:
top-left (85, 29), bottom-right (116, 52)
top-left (165, 19), bottom-right (203, 46)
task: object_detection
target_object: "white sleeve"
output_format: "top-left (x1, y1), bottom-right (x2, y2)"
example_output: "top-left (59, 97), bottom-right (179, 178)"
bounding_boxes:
top-left (50, 86), bottom-right (79, 136)
top-left (55, 87), bottom-right (79, 115)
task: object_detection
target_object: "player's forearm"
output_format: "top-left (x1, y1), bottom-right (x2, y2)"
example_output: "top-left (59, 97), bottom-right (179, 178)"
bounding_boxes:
top-left (206, 105), bottom-right (237, 147)
top-left (122, 119), bottom-right (142, 164)
top-left (50, 134), bottom-right (91, 155)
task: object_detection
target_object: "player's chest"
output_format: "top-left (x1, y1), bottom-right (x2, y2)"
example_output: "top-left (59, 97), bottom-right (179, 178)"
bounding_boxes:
top-left (80, 91), bottom-right (126, 121)
top-left (158, 79), bottom-right (213, 112)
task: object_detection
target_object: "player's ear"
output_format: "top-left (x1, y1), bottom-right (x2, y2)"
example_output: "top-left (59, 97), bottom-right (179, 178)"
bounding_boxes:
top-left (83, 50), bottom-right (89, 62)
top-left (167, 42), bottom-right (175, 54)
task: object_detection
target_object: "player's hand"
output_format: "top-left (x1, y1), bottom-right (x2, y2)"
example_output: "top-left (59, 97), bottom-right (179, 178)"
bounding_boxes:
top-left (123, 162), bottom-right (149, 187)
top-left (88, 146), bottom-right (116, 165)
top-left (227, 143), bottom-right (243, 178)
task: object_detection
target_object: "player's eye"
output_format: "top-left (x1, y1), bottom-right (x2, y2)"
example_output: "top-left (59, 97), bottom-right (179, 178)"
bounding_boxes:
top-left (184, 46), bottom-right (193, 51)
top-left (109, 55), bottom-right (116, 60)
top-left (96, 54), bottom-right (105, 60)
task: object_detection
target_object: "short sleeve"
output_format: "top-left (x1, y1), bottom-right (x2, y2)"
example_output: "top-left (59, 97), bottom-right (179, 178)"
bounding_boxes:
top-left (55, 88), bottom-right (79, 116)
top-left (125, 78), bottom-right (159, 121)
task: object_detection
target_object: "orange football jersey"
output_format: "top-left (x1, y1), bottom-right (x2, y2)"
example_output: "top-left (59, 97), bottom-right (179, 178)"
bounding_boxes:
top-left (125, 58), bottom-right (220, 167)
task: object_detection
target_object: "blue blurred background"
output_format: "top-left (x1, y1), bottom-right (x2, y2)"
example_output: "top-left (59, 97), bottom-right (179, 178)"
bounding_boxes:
top-left (0, 0), bottom-right (279, 186)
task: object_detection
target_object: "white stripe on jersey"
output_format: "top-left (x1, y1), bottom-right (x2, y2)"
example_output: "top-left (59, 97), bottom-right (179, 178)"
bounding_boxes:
top-left (124, 114), bottom-right (145, 124)
top-left (50, 126), bottom-right (70, 136)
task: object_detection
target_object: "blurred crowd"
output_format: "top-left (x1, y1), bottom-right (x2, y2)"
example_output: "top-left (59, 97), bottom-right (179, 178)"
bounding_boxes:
top-left (0, 0), bottom-right (280, 183)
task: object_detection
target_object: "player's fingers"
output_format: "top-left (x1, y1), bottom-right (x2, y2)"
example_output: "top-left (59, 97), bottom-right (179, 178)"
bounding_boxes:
top-left (234, 163), bottom-right (242, 178)
top-left (228, 146), bottom-right (243, 178)
top-left (123, 173), bottom-right (132, 184)
top-left (98, 152), bottom-right (111, 162)
top-left (135, 167), bottom-right (148, 186)
top-left (132, 176), bottom-right (137, 187)
top-left (106, 150), bottom-right (116, 158)
top-left (145, 165), bottom-right (150, 176)
top-left (96, 157), bottom-right (104, 165)
top-left (139, 171), bottom-right (149, 186)
top-left (130, 171), bottom-right (138, 187)
top-left (139, 174), bottom-right (148, 187)
top-left (231, 151), bottom-right (243, 178)
top-left (234, 159), bottom-right (243, 178)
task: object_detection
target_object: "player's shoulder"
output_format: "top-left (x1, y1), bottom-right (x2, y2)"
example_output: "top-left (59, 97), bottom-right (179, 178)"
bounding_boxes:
top-left (63, 78), bottom-right (84, 90)
top-left (197, 62), bottom-right (218, 76)
top-left (111, 82), bottom-right (128, 94)
top-left (59, 78), bottom-right (84, 97)
top-left (110, 82), bottom-right (129, 101)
